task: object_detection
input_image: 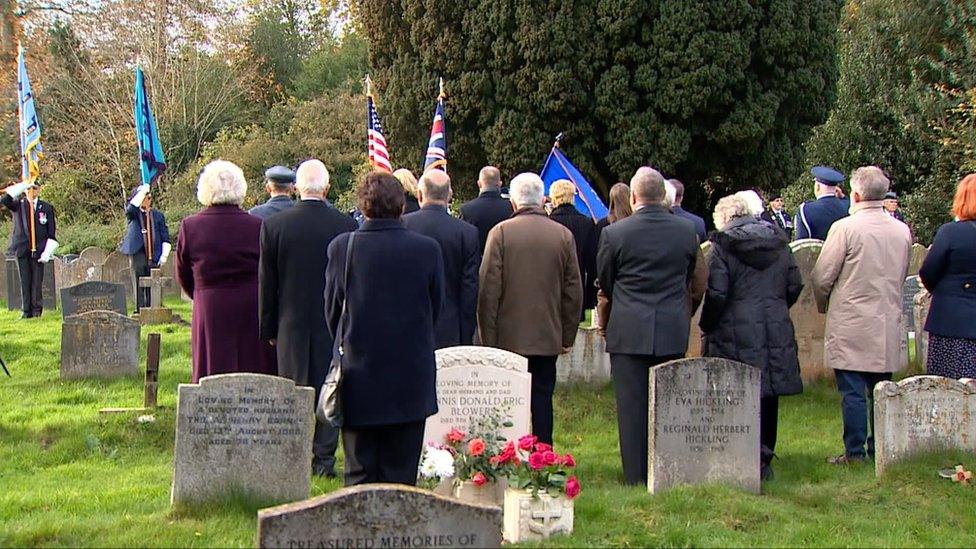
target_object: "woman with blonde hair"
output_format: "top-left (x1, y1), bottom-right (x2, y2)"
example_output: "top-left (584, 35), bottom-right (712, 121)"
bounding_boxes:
top-left (393, 168), bottom-right (421, 214)
top-left (549, 179), bottom-right (598, 317)
top-left (919, 174), bottom-right (976, 379)
top-left (700, 193), bottom-right (803, 481)
top-left (175, 159), bottom-right (276, 381)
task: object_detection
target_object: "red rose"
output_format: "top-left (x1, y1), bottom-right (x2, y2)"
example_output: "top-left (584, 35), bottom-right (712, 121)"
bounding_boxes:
top-left (535, 442), bottom-right (553, 453)
top-left (446, 428), bottom-right (465, 444)
top-left (560, 453), bottom-right (576, 467)
top-left (542, 450), bottom-right (558, 466)
top-left (495, 442), bottom-right (516, 465)
top-left (518, 435), bottom-right (537, 451)
top-left (565, 475), bottom-right (581, 499)
top-left (528, 451), bottom-right (546, 470)
top-left (467, 438), bottom-right (487, 457)
top-left (472, 472), bottom-right (488, 486)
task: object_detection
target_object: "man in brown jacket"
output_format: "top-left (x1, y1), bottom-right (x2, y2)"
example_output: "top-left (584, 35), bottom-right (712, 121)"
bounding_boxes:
top-left (478, 171), bottom-right (583, 444)
top-left (812, 166), bottom-right (912, 465)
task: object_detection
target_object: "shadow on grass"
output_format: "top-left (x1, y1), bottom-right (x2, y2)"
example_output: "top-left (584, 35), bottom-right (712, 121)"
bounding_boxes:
top-left (168, 487), bottom-right (281, 521)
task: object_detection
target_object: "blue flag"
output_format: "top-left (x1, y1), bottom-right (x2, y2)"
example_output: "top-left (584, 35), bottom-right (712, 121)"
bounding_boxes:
top-left (134, 66), bottom-right (166, 186)
top-left (18, 44), bottom-right (43, 184)
top-left (540, 146), bottom-right (608, 222)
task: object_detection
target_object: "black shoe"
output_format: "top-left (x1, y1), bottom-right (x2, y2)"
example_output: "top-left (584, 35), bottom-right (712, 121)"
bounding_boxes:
top-left (761, 463), bottom-right (774, 481)
top-left (19, 313), bottom-right (31, 320)
top-left (312, 461), bottom-right (337, 478)
top-left (827, 453), bottom-right (866, 465)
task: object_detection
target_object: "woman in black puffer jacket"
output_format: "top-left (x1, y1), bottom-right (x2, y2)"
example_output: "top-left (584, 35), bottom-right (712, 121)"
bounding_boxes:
top-left (700, 194), bottom-right (803, 481)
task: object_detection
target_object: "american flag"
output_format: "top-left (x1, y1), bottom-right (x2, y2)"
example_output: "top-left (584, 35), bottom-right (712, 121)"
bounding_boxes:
top-left (367, 94), bottom-right (392, 173)
top-left (423, 80), bottom-right (447, 172)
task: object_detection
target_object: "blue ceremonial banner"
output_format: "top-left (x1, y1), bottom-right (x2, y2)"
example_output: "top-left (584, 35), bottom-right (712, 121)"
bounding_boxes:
top-left (17, 44), bottom-right (43, 184)
top-left (134, 66), bottom-right (166, 186)
top-left (540, 145), bottom-right (609, 222)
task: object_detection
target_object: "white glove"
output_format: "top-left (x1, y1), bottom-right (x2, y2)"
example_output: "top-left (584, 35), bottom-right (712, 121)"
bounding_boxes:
top-left (38, 238), bottom-right (59, 263)
top-left (159, 241), bottom-right (172, 265)
top-left (5, 182), bottom-right (30, 198)
top-left (129, 184), bottom-right (151, 207)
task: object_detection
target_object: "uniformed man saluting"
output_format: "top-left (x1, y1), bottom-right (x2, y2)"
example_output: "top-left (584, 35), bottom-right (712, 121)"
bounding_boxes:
top-left (794, 165), bottom-right (850, 241)
top-left (1, 181), bottom-right (58, 318)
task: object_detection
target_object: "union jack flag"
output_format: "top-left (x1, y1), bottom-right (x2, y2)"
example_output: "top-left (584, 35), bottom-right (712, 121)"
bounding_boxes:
top-left (423, 79), bottom-right (447, 172)
top-left (367, 93), bottom-right (392, 173)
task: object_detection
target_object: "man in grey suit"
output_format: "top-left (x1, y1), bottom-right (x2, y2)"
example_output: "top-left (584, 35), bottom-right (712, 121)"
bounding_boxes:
top-left (596, 167), bottom-right (702, 486)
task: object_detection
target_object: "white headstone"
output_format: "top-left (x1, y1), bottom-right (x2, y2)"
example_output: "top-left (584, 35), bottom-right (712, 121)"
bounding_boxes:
top-left (556, 327), bottom-right (610, 384)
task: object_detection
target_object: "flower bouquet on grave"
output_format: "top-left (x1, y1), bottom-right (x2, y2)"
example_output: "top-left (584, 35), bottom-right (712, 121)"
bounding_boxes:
top-left (501, 434), bottom-right (579, 543)
top-left (443, 412), bottom-right (514, 506)
top-left (417, 443), bottom-right (455, 491)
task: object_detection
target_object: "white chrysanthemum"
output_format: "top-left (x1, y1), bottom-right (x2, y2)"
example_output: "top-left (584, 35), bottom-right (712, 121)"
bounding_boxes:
top-left (418, 446), bottom-right (455, 479)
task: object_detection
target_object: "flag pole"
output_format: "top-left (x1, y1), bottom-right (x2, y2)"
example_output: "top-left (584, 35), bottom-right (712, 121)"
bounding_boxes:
top-left (365, 74), bottom-right (373, 98)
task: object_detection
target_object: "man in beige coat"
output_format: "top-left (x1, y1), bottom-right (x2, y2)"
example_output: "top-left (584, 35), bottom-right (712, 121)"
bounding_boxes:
top-left (811, 166), bottom-right (912, 464)
top-left (478, 172), bottom-right (583, 444)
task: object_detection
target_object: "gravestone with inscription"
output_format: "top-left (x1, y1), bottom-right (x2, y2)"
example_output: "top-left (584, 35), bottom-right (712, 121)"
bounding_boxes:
top-left (875, 376), bottom-right (976, 475)
top-left (60, 281), bottom-right (127, 318)
top-left (257, 484), bottom-right (502, 549)
top-left (6, 258), bottom-right (57, 311)
top-left (788, 239), bottom-right (829, 383)
top-left (648, 357), bottom-right (760, 494)
top-left (171, 373), bottom-right (314, 506)
top-left (60, 310), bottom-right (140, 380)
top-left (424, 346), bottom-right (531, 447)
top-left (900, 275), bottom-right (923, 369)
top-left (57, 257), bottom-right (97, 289)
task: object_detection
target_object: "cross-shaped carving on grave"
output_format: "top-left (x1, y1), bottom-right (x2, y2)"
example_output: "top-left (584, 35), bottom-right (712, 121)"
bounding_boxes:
top-left (138, 268), bottom-right (172, 309)
top-left (527, 497), bottom-right (568, 537)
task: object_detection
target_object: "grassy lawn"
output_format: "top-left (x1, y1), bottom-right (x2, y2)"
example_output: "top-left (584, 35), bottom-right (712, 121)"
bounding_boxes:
top-left (1, 300), bottom-right (974, 547)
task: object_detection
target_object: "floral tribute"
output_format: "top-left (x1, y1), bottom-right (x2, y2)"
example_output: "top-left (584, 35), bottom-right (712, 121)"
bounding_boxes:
top-left (442, 410), bottom-right (515, 486)
top-left (417, 444), bottom-right (455, 490)
top-left (508, 434), bottom-right (580, 500)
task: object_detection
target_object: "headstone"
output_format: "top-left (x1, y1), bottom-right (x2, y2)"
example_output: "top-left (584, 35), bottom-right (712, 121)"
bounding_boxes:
top-left (60, 310), bottom-right (140, 380)
top-left (58, 257), bottom-right (98, 289)
top-left (6, 258), bottom-right (57, 312)
top-left (900, 275), bottom-right (922, 369)
top-left (136, 268), bottom-right (174, 324)
top-left (914, 289), bottom-right (932, 368)
top-left (424, 346), bottom-right (531, 447)
top-left (171, 373), bottom-right (314, 506)
top-left (907, 243), bottom-right (929, 277)
top-left (0, 256), bottom-right (6, 303)
top-left (648, 357), bottom-right (760, 494)
top-left (145, 333), bottom-right (161, 408)
top-left (160, 258), bottom-right (181, 297)
top-left (114, 267), bottom-right (135, 304)
top-left (103, 251), bottom-right (130, 279)
top-left (60, 281), bottom-right (127, 318)
top-left (78, 246), bottom-right (108, 268)
top-left (556, 327), bottom-right (610, 384)
top-left (61, 253), bottom-right (79, 263)
top-left (788, 239), bottom-right (830, 383)
top-left (875, 376), bottom-right (976, 475)
top-left (257, 484), bottom-right (503, 549)
top-left (687, 241), bottom-right (713, 357)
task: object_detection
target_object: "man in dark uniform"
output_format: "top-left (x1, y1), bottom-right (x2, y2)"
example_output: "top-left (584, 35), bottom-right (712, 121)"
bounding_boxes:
top-left (249, 165), bottom-right (295, 220)
top-left (1, 181), bottom-right (57, 318)
top-left (403, 170), bottom-right (480, 348)
top-left (794, 165), bottom-right (850, 241)
top-left (120, 184), bottom-right (171, 312)
top-left (259, 159), bottom-right (357, 478)
top-left (883, 191), bottom-right (907, 224)
top-left (761, 192), bottom-right (794, 239)
top-left (459, 165), bottom-right (513, 254)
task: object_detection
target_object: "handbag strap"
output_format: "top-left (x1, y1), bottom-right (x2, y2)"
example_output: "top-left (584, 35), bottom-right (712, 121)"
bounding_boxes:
top-left (336, 231), bottom-right (356, 355)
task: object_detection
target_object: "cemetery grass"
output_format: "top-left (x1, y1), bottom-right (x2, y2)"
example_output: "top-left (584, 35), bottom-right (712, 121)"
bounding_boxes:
top-left (1, 304), bottom-right (975, 547)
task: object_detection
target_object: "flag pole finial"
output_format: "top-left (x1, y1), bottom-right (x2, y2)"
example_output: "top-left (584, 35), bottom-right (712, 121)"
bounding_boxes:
top-left (365, 74), bottom-right (373, 97)
top-left (554, 132), bottom-right (565, 149)
top-left (438, 77), bottom-right (446, 100)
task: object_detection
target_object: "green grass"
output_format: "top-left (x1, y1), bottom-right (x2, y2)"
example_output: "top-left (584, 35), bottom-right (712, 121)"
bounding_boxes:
top-left (1, 300), bottom-right (974, 547)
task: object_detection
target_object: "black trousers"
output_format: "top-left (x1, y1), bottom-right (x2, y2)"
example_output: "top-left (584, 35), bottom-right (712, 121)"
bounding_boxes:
top-left (761, 395), bottom-right (779, 465)
top-left (16, 255), bottom-right (43, 317)
top-left (527, 355), bottom-right (558, 445)
top-left (610, 353), bottom-right (683, 486)
top-left (342, 420), bottom-right (426, 486)
top-left (129, 251), bottom-right (151, 310)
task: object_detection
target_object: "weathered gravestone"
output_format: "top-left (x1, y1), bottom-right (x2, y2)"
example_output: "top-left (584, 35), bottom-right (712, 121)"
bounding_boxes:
top-left (159, 257), bottom-right (181, 298)
top-left (900, 275), bottom-right (923, 369)
top-left (56, 257), bottom-right (97, 289)
top-left (78, 246), bottom-right (108, 276)
top-left (0, 256), bottom-right (6, 303)
top-left (648, 357), bottom-right (760, 494)
top-left (257, 484), bottom-right (503, 549)
top-left (136, 268), bottom-right (175, 324)
top-left (687, 241), bottom-right (713, 357)
top-left (875, 376), bottom-right (976, 475)
top-left (907, 243), bottom-right (929, 277)
top-left (914, 289), bottom-right (932, 368)
top-left (60, 310), bottom-right (140, 380)
top-left (424, 346), bottom-right (531, 447)
top-left (788, 239), bottom-right (830, 383)
top-left (171, 373), bottom-right (314, 506)
top-left (5, 257), bottom-right (57, 311)
top-left (556, 327), bottom-right (610, 384)
top-left (60, 281), bottom-right (127, 318)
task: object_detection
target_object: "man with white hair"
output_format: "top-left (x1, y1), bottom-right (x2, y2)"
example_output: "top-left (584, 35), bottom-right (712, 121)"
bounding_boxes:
top-left (596, 166), bottom-right (702, 486)
top-left (460, 166), bottom-right (514, 254)
top-left (258, 158), bottom-right (358, 478)
top-left (403, 170), bottom-right (480, 348)
top-left (811, 165), bottom-right (911, 465)
top-left (478, 172), bottom-right (582, 444)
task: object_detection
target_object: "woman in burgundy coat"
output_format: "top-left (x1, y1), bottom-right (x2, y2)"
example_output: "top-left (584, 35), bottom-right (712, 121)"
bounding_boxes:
top-left (176, 160), bottom-right (277, 382)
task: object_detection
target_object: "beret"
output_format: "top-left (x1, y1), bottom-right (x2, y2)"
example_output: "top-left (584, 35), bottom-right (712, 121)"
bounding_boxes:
top-left (264, 165), bottom-right (295, 183)
top-left (810, 165), bottom-right (844, 185)
top-left (884, 191), bottom-right (898, 200)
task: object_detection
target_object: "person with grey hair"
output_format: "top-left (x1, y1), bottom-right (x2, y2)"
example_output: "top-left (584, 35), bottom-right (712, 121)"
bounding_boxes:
top-left (460, 165), bottom-right (514, 253)
top-left (669, 178), bottom-right (707, 242)
top-left (258, 159), bottom-right (357, 478)
top-left (811, 165), bottom-right (911, 465)
top-left (701, 194), bottom-right (803, 481)
top-left (596, 166), bottom-right (702, 486)
top-left (249, 165), bottom-right (295, 220)
top-left (478, 172), bottom-right (582, 444)
top-left (176, 159), bottom-right (277, 382)
top-left (404, 170), bottom-right (480, 348)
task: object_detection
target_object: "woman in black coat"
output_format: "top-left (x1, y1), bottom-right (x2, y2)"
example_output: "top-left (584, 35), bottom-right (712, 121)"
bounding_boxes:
top-left (548, 180), bottom-right (598, 317)
top-left (325, 171), bottom-right (444, 486)
top-left (700, 194), bottom-right (803, 481)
